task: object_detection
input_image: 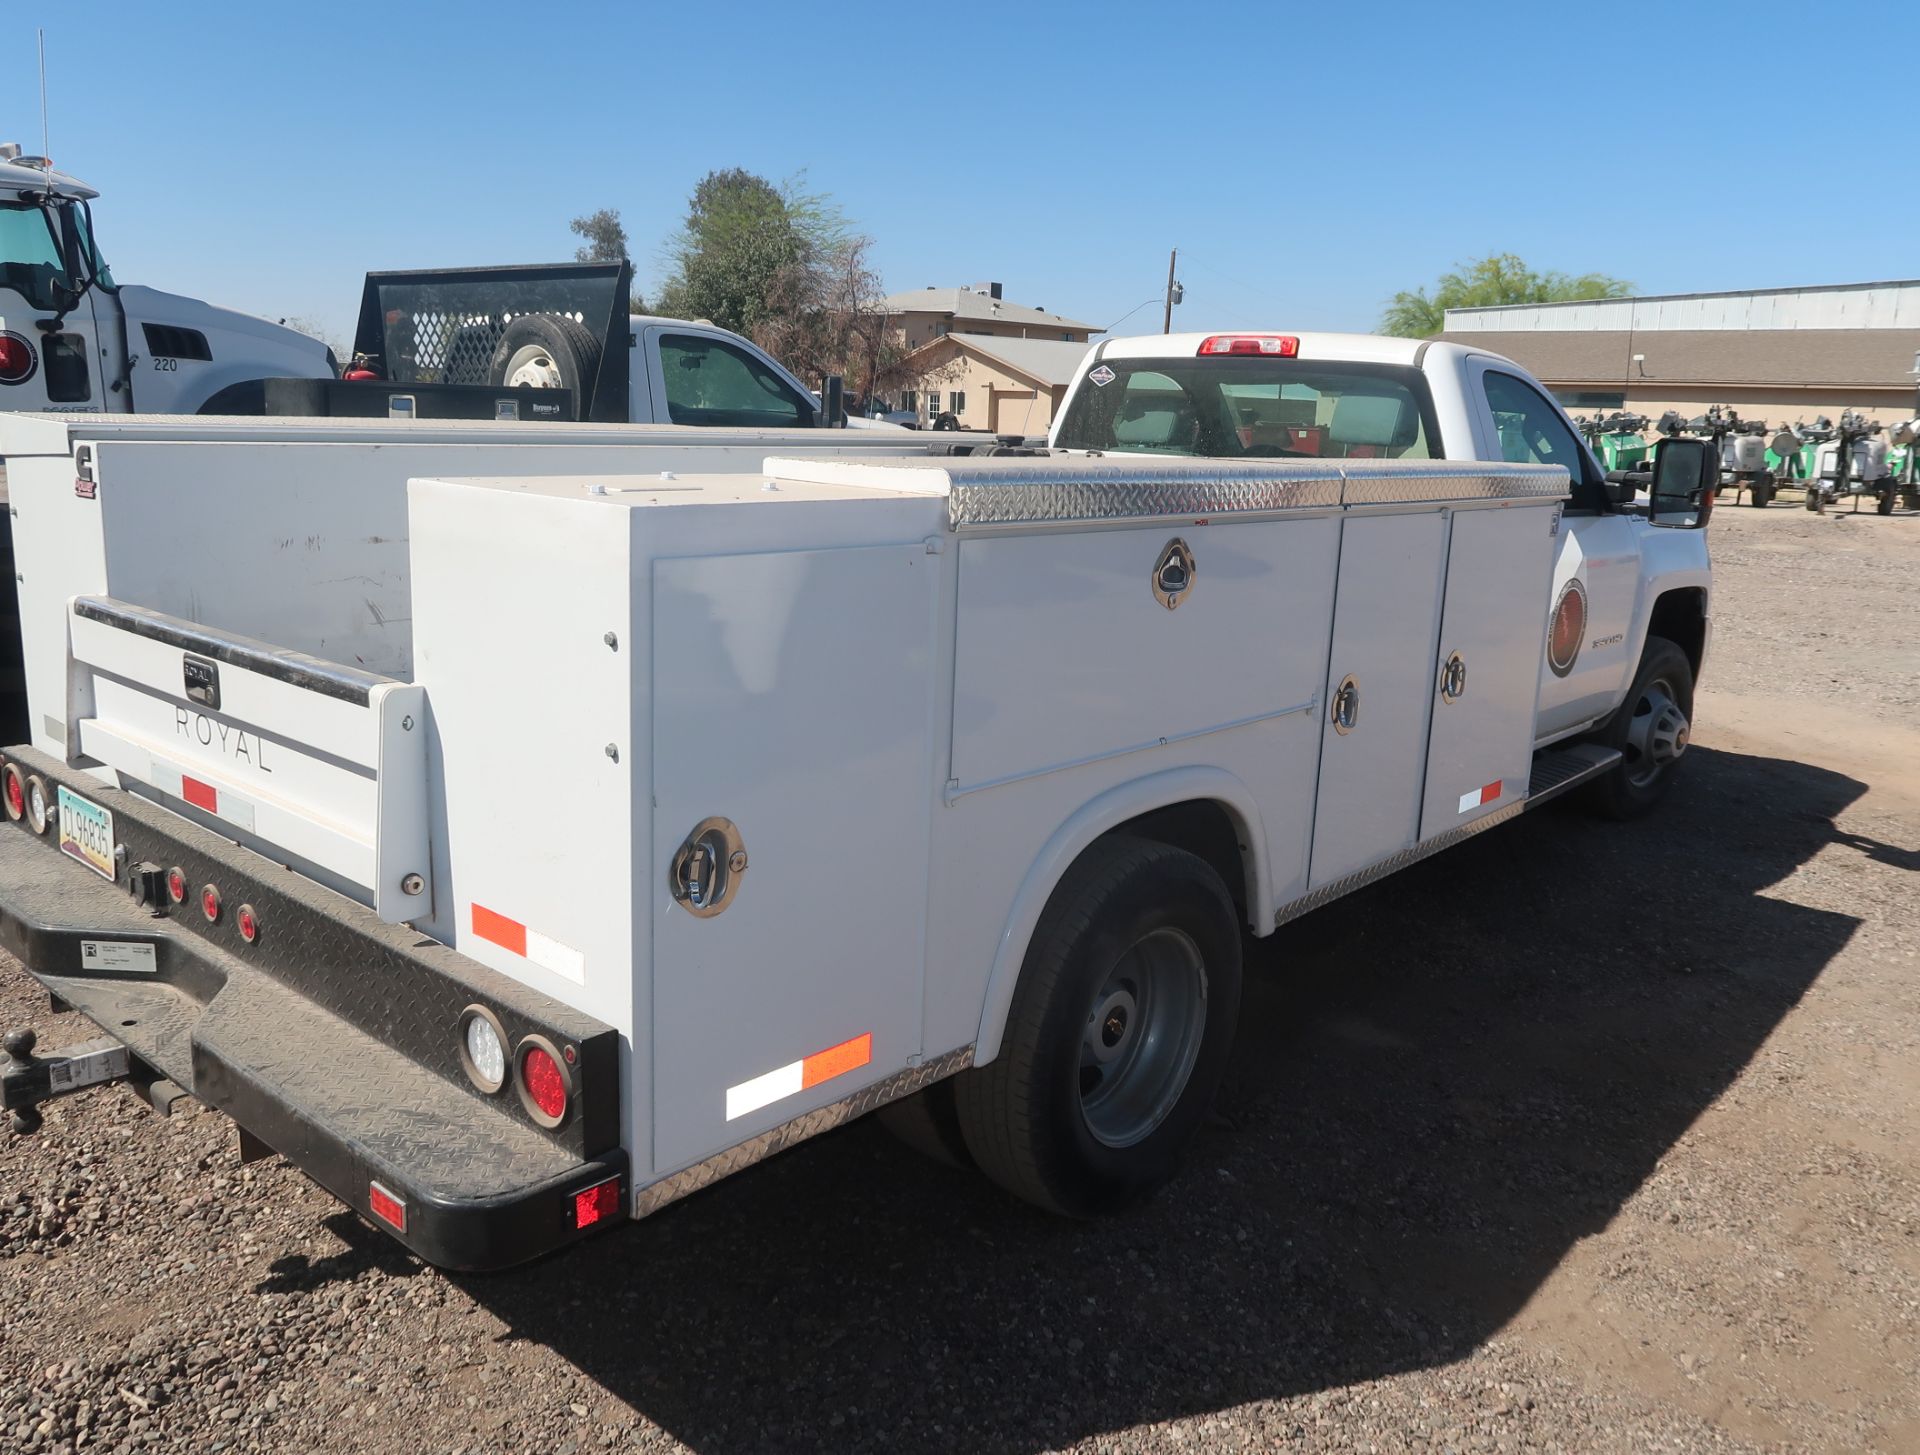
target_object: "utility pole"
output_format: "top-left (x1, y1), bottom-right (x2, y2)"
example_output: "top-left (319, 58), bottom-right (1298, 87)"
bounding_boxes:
top-left (1162, 249), bottom-right (1178, 334)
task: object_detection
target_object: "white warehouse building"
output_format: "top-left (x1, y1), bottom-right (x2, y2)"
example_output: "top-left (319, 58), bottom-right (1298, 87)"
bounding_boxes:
top-left (1438, 279), bottom-right (1920, 428)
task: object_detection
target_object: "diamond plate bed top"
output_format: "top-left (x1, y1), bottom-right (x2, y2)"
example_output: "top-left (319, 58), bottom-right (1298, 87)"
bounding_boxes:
top-left (763, 454), bottom-right (1568, 531)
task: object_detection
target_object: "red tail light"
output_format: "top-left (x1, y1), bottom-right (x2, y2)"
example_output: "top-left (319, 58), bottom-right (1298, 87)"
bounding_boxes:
top-left (236, 904), bottom-right (260, 944)
top-left (517, 1037), bottom-right (570, 1127)
top-left (368, 1181), bottom-right (407, 1233)
top-left (166, 868), bottom-right (188, 904)
top-left (0, 333), bottom-right (36, 384)
top-left (200, 884), bottom-right (222, 923)
top-left (570, 1176), bottom-right (622, 1230)
top-left (1, 763), bottom-right (23, 821)
top-left (1198, 334), bottom-right (1299, 358)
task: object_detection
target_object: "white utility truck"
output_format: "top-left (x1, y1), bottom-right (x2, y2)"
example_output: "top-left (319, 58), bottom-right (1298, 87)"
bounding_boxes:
top-left (0, 340), bottom-right (1717, 1270)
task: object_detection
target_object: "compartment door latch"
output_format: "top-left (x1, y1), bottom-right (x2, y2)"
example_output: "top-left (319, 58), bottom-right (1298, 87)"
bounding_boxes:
top-left (669, 817), bottom-right (747, 918)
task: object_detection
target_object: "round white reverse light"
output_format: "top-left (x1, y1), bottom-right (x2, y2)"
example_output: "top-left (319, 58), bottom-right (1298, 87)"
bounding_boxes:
top-left (460, 1007), bottom-right (508, 1094)
top-left (24, 776), bottom-right (49, 835)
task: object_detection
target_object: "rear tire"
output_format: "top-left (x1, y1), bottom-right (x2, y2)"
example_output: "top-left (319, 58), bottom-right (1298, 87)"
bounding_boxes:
top-left (953, 837), bottom-right (1242, 1217)
top-left (1749, 479), bottom-right (1773, 507)
top-left (874, 1080), bottom-right (974, 1170)
top-left (1876, 488), bottom-right (1895, 516)
top-left (1581, 636), bottom-right (1694, 820)
top-left (485, 314), bottom-right (602, 418)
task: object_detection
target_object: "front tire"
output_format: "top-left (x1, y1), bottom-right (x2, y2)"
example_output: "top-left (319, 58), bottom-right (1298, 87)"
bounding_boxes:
top-left (1582, 635), bottom-right (1695, 820)
top-left (953, 837), bottom-right (1242, 1217)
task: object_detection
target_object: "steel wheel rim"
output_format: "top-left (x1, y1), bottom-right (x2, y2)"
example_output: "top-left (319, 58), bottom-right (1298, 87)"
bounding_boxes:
top-left (504, 344), bottom-right (563, 389)
top-left (1078, 927), bottom-right (1207, 1149)
top-left (1623, 674), bottom-right (1689, 788)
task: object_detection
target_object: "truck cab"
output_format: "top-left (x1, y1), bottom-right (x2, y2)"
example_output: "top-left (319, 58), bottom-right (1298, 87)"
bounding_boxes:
top-left (0, 146), bottom-right (333, 414)
top-left (1048, 331), bottom-right (1713, 801)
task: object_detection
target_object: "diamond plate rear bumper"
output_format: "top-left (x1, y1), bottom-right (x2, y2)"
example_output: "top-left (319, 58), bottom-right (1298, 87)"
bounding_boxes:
top-left (0, 746), bottom-right (624, 1272)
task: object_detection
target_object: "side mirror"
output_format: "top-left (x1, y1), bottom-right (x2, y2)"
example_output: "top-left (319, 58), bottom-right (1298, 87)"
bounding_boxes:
top-left (1649, 437), bottom-right (1715, 528)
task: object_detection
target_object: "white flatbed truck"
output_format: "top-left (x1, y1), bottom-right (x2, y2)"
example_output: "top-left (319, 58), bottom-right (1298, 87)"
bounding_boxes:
top-left (0, 337), bottom-right (1717, 1270)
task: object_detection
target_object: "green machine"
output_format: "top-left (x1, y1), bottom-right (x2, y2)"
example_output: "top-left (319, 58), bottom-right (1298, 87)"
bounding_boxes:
top-left (1575, 411), bottom-right (1653, 471)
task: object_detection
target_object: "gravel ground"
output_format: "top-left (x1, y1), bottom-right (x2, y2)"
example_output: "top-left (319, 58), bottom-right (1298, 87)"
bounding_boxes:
top-left (2, 499), bottom-right (1917, 1454)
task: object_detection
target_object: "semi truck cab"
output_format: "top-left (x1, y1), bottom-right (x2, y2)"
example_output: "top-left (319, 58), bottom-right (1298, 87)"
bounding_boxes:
top-left (0, 146), bottom-right (335, 415)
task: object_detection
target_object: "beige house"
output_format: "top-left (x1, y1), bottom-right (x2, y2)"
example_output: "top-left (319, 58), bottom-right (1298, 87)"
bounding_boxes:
top-left (894, 332), bottom-right (1095, 435)
top-left (1438, 281), bottom-right (1920, 429)
top-left (873, 282), bottom-right (1100, 430)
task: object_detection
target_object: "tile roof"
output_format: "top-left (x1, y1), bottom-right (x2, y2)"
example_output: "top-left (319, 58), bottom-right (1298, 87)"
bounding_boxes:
top-left (880, 287), bottom-right (1096, 334)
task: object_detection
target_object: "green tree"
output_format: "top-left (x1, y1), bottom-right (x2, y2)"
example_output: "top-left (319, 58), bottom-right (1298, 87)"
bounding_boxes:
top-left (569, 208), bottom-right (630, 263)
top-left (1380, 253), bottom-right (1632, 337)
top-left (653, 169), bottom-right (843, 335)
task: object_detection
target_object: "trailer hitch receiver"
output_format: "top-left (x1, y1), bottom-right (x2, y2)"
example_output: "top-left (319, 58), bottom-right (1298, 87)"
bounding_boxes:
top-left (3, 1028), bottom-right (131, 1134)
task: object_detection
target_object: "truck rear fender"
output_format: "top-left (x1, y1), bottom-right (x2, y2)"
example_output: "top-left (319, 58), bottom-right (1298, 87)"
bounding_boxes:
top-left (972, 766), bottom-right (1270, 1065)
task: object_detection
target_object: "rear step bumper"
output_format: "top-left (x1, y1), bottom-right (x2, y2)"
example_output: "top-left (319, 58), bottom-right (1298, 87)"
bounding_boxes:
top-left (0, 746), bottom-right (625, 1272)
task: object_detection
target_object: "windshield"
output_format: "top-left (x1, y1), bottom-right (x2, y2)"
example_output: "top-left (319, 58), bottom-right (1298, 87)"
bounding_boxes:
top-left (0, 200), bottom-right (70, 311)
top-left (1054, 357), bottom-right (1436, 460)
top-left (0, 197), bottom-right (109, 312)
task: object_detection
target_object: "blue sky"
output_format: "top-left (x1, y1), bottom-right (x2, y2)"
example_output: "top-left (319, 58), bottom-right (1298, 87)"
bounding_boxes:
top-left (6, 0), bottom-right (1913, 350)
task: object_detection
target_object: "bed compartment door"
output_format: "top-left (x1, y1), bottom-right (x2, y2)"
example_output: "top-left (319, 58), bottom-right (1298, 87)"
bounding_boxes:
top-left (1308, 511), bottom-right (1449, 889)
top-left (650, 543), bottom-right (938, 1173)
top-left (1419, 504), bottom-right (1557, 839)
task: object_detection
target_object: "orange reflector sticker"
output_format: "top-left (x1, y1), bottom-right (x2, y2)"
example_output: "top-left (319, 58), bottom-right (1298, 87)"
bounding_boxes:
top-left (801, 1032), bottom-right (873, 1089)
top-left (470, 902), bottom-right (527, 956)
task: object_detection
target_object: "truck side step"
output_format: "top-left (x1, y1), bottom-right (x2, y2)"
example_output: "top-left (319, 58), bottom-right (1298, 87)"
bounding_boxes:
top-left (1525, 742), bottom-right (1622, 808)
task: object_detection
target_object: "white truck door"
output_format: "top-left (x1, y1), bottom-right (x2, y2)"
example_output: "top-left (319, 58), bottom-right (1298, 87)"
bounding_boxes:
top-left (1418, 505), bottom-right (1557, 839)
top-left (1464, 360), bottom-right (1640, 739)
top-left (649, 543), bottom-right (937, 1172)
top-left (1309, 512), bottom-right (1448, 888)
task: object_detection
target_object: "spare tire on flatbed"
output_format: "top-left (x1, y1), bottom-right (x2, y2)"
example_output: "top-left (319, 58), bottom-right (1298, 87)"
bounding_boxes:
top-left (486, 314), bottom-right (602, 419)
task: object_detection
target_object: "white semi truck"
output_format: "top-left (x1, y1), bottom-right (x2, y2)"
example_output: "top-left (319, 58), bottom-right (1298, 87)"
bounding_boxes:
top-left (0, 147), bottom-right (333, 413)
top-left (0, 335), bottom-right (1716, 1269)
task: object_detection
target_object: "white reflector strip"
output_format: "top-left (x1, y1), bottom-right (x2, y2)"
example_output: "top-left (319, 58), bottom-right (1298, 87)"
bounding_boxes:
top-left (725, 1060), bottom-right (805, 1121)
top-left (525, 927), bottom-right (586, 984)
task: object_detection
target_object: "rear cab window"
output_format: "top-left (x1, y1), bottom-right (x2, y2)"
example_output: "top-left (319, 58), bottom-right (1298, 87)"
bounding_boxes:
top-left (1054, 356), bottom-right (1438, 461)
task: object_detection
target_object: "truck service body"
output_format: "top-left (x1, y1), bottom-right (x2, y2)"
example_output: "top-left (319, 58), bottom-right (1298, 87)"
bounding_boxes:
top-left (0, 334), bottom-right (1715, 1269)
top-left (1048, 332), bottom-right (1713, 756)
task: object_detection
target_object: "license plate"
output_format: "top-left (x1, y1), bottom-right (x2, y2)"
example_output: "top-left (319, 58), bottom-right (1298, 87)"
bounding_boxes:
top-left (57, 785), bottom-right (116, 881)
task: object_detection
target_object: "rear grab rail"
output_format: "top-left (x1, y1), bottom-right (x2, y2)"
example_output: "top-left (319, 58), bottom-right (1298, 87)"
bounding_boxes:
top-left (62, 596), bottom-right (430, 923)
